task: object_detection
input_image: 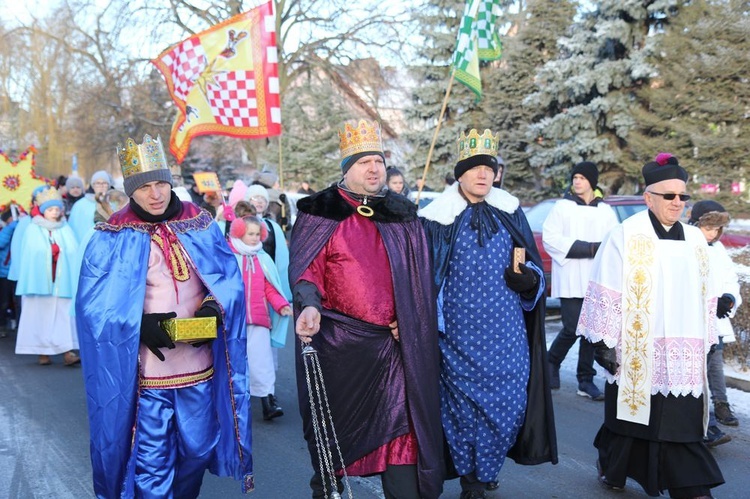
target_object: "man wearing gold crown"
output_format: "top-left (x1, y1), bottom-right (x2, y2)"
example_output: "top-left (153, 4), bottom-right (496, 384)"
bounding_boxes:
top-left (290, 119), bottom-right (444, 498)
top-left (75, 134), bottom-right (253, 498)
top-left (419, 129), bottom-right (557, 498)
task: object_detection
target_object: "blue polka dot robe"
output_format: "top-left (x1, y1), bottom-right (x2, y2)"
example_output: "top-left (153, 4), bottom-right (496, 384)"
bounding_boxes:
top-left (419, 183), bottom-right (558, 482)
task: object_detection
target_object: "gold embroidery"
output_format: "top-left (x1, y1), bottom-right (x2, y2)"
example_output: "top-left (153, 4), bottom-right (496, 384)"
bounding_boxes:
top-left (140, 367), bottom-right (214, 389)
top-left (151, 233), bottom-right (190, 281)
top-left (622, 235), bottom-right (654, 416)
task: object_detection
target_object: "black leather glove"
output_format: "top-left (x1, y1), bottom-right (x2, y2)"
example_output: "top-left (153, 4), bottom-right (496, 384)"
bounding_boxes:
top-left (593, 341), bottom-right (618, 375)
top-left (504, 263), bottom-right (539, 295)
top-left (589, 242), bottom-right (601, 257)
top-left (717, 294), bottom-right (734, 319)
top-left (195, 300), bottom-right (223, 326)
top-left (140, 312), bottom-right (177, 361)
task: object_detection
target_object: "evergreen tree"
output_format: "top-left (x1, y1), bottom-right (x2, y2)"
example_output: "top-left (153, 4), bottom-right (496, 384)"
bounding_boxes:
top-left (526, 1), bottom-right (678, 195)
top-left (404, 0), bottom-right (480, 189)
top-left (405, 1), bottom-right (577, 195)
top-left (483, 0), bottom-right (577, 200)
top-left (629, 0), bottom-right (750, 213)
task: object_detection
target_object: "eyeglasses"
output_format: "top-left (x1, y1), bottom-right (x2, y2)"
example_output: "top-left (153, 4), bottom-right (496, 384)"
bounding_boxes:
top-left (92, 181), bottom-right (109, 187)
top-left (648, 191), bottom-right (691, 202)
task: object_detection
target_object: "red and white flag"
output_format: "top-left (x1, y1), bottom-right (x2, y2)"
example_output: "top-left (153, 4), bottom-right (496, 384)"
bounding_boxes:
top-left (152, 1), bottom-right (281, 163)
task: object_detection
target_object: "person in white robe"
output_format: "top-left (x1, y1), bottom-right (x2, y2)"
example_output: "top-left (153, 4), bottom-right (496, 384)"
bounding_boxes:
top-left (544, 161), bottom-right (618, 401)
top-left (688, 200), bottom-right (742, 444)
top-left (576, 153), bottom-right (724, 498)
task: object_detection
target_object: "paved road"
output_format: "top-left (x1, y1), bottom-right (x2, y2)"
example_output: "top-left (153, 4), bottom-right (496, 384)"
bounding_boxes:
top-left (1, 320), bottom-right (747, 498)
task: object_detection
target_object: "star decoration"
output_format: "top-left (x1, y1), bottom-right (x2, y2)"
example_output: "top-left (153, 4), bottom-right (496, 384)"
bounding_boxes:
top-left (0, 146), bottom-right (50, 211)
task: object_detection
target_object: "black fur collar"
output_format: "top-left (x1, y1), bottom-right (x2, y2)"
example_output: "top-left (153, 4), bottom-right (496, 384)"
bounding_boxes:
top-left (297, 186), bottom-right (417, 223)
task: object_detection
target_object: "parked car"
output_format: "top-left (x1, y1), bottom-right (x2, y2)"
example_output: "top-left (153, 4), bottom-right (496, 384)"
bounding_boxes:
top-left (407, 190), bottom-right (442, 209)
top-left (526, 195), bottom-right (749, 300)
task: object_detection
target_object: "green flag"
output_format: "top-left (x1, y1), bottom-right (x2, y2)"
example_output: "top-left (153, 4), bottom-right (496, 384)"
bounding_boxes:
top-left (452, 0), bottom-right (503, 99)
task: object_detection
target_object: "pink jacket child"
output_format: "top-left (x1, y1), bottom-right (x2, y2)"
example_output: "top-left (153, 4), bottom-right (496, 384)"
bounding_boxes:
top-left (228, 216), bottom-right (291, 420)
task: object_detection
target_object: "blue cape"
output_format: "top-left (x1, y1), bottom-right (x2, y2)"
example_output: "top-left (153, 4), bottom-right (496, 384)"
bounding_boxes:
top-left (16, 220), bottom-right (79, 297)
top-left (75, 203), bottom-right (253, 497)
top-left (68, 196), bottom-right (96, 243)
top-left (7, 215), bottom-right (31, 281)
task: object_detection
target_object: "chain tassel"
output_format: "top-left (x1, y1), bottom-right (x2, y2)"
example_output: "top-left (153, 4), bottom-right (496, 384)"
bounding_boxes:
top-left (302, 343), bottom-right (353, 499)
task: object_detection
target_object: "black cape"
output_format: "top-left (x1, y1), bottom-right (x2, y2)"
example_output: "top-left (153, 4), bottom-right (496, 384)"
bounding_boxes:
top-left (420, 193), bottom-right (558, 468)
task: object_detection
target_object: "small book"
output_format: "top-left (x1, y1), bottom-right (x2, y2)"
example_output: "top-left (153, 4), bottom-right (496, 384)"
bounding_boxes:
top-left (513, 247), bottom-right (526, 273)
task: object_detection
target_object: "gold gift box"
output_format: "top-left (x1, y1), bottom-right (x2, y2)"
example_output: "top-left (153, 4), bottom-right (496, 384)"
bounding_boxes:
top-left (162, 317), bottom-right (217, 343)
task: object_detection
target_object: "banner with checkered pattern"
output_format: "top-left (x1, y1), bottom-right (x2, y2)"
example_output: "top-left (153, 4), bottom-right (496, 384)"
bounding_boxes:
top-left (152, 1), bottom-right (281, 163)
top-left (452, 0), bottom-right (502, 99)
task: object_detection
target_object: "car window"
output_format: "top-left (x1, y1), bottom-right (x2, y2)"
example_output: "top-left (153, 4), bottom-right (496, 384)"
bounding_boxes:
top-left (612, 203), bottom-right (647, 222)
top-left (524, 200), bottom-right (555, 232)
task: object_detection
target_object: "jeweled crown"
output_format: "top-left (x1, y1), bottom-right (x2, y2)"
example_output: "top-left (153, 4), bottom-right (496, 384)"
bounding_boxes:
top-left (36, 186), bottom-right (62, 206)
top-left (117, 134), bottom-right (169, 179)
top-left (457, 129), bottom-right (499, 162)
top-left (338, 119), bottom-right (383, 159)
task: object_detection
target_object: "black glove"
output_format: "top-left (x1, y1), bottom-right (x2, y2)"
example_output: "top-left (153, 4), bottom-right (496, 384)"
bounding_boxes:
top-left (589, 242), bottom-right (601, 257)
top-left (717, 294), bottom-right (734, 319)
top-left (504, 263), bottom-right (539, 295)
top-left (195, 300), bottom-right (223, 326)
top-left (140, 312), bottom-right (177, 361)
top-left (593, 341), bottom-right (618, 376)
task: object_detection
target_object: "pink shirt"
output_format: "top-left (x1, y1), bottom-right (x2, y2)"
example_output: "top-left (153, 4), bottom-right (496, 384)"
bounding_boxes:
top-left (139, 238), bottom-right (213, 387)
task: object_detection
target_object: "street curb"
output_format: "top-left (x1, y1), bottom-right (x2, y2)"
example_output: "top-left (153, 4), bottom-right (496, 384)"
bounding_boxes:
top-left (726, 375), bottom-right (750, 393)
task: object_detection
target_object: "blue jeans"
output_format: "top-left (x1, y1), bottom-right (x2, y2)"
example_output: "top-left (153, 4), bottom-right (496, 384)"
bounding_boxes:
top-left (548, 298), bottom-right (596, 383)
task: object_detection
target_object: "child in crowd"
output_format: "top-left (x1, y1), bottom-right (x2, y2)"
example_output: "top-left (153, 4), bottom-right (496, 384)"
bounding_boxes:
top-left (228, 215), bottom-right (292, 420)
top-left (14, 187), bottom-right (80, 366)
top-left (0, 209), bottom-right (18, 337)
top-left (689, 200), bottom-right (742, 447)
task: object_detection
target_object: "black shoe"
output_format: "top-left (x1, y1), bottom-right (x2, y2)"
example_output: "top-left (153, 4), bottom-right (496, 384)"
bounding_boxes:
top-left (714, 401), bottom-right (739, 427)
top-left (549, 361), bottom-right (560, 390)
top-left (704, 425), bottom-right (731, 448)
top-left (596, 459), bottom-right (624, 492)
top-left (459, 490), bottom-right (487, 499)
top-left (261, 395), bottom-right (284, 420)
top-left (485, 481), bottom-right (499, 491)
top-left (577, 380), bottom-right (604, 401)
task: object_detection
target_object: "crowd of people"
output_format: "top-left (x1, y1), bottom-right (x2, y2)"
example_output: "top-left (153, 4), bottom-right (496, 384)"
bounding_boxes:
top-left (0, 118), bottom-right (741, 499)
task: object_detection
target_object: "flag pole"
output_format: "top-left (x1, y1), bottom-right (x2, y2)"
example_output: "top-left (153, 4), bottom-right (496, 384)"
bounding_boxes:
top-left (278, 134), bottom-right (284, 191)
top-left (277, 134), bottom-right (288, 231)
top-left (416, 70), bottom-right (455, 205)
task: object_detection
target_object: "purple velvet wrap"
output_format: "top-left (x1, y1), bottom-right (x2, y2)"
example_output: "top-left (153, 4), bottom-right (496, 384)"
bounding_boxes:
top-left (290, 207), bottom-right (444, 499)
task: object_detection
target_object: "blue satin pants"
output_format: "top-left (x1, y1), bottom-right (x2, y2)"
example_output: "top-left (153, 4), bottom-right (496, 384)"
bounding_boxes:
top-left (135, 381), bottom-right (219, 499)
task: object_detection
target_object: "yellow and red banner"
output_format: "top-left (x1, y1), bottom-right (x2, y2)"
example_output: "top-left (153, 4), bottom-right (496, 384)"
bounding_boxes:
top-left (152, 1), bottom-right (281, 163)
top-left (0, 146), bottom-right (50, 212)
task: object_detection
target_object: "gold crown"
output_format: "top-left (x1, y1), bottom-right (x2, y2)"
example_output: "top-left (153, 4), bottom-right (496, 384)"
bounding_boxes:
top-left (457, 129), bottom-right (499, 162)
top-left (338, 119), bottom-right (383, 159)
top-left (36, 187), bottom-right (62, 206)
top-left (117, 134), bottom-right (168, 179)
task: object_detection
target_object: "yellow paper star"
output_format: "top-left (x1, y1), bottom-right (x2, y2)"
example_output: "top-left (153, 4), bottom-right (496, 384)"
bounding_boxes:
top-left (0, 146), bottom-right (50, 212)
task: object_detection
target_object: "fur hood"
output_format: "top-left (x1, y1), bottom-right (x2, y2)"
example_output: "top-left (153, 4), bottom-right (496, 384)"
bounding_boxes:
top-left (296, 185), bottom-right (417, 223)
top-left (418, 181), bottom-right (519, 225)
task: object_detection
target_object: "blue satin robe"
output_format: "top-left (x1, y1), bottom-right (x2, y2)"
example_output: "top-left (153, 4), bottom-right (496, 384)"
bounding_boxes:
top-left (75, 205), bottom-right (252, 498)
